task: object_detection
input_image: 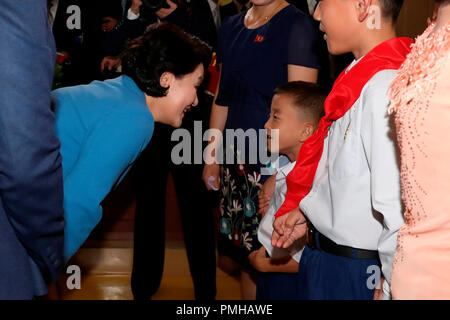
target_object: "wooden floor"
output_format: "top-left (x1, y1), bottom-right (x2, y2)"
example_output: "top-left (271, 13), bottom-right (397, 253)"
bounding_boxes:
top-left (55, 241), bottom-right (241, 300)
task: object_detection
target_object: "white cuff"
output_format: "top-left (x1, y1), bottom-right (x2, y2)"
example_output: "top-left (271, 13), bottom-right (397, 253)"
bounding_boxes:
top-left (381, 278), bottom-right (391, 300)
top-left (127, 8), bottom-right (140, 20)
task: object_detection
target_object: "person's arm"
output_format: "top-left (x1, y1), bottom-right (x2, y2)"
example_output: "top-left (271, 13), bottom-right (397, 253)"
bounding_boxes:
top-left (249, 247), bottom-right (299, 273)
top-left (202, 64), bottom-right (229, 190)
top-left (360, 71), bottom-right (405, 300)
top-left (0, 0), bottom-right (64, 283)
top-left (286, 13), bottom-right (321, 83)
top-left (61, 109), bottom-right (154, 261)
top-left (157, 0), bottom-right (189, 29)
top-left (103, 0), bottom-right (150, 57)
top-left (288, 64), bottom-right (318, 83)
top-left (129, 0), bottom-right (143, 18)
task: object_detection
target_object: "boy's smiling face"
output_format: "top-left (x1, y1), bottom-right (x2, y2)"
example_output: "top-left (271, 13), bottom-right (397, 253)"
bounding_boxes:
top-left (264, 94), bottom-right (315, 162)
top-left (313, 0), bottom-right (360, 55)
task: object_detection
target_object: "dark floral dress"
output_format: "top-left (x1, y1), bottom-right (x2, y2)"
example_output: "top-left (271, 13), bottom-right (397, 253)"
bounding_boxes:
top-left (218, 148), bottom-right (262, 268)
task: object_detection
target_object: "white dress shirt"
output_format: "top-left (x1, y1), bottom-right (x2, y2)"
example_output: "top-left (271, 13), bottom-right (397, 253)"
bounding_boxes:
top-left (207, 0), bottom-right (221, 31)
top-left (299, 61), bottom-right (404, 299)
top-left (307, 0), bottom-right (317, 15)
top-left (127, 8), bottom-right (140, 20)
top-left (48, 0), bottom-right (59, 28)
top-left (259, 160), bottom-right (304, 263)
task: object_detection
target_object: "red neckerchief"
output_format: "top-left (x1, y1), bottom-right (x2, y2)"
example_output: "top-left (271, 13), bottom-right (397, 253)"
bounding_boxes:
top-left (275, 37), bottom-right (413, 218)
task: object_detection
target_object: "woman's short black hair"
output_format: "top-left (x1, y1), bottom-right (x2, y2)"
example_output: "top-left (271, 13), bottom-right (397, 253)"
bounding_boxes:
top-left (121, 22), bottom-right (212, 97)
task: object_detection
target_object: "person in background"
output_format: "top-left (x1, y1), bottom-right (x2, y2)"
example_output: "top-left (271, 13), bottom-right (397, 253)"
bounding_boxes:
top-left (101, 0), bottom-right (188, 72)
top-left (202, 0), bottom-right (321, 299)
top-left (122, 0), bottom-right (237, 300)
top-left (52, 0), bottom-right (123, 86)
top-left (389, 0), bottom-right (450, 299)
top-left (0, 0), bottom-right (65, 299)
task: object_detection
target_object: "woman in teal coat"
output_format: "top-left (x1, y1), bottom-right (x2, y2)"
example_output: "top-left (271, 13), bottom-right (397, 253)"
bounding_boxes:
top-left (53, 22), bottom-right (211, 261)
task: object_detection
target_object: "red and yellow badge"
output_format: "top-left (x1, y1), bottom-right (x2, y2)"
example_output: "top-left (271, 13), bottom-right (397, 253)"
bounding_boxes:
top-left (254, 35), bottom-right (264, 42)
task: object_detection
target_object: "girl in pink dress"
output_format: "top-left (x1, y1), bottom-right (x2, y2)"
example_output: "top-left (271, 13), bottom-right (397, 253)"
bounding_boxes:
top-left (389, 0), bottom-right (450, 299)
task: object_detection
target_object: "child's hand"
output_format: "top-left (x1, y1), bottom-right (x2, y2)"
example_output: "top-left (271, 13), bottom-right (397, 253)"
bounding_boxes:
top-left (258, 173), bottom-right (276, 216)
top-left (248, 247), bottom-right (270, 272)
top-left (258, 192), bottom-right (271, 217)
top-left (272, 207), bottom-right (307, 249)
top-left (373, 276), bottom-right (385, 300)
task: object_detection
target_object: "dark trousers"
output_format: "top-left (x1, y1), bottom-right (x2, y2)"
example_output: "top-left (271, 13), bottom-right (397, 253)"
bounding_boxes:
top-left (256, 272), bottom-right (300, 300)
top-left (297, 236), bottom-right (380, 300)
top-left (130, 96), bottom-right (217, 300)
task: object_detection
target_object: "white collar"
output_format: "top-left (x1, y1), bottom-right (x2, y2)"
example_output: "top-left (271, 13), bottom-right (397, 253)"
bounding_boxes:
top-left (276, 161), bottom-right (296, 180)
top-left (207, 0), bottom-right (219, 10)
top-left (345, 56), bottom-right (364, 74)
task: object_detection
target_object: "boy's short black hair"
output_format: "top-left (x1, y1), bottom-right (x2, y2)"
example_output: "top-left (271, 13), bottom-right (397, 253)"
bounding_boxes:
top-left (121, 22), bottom-right (212, 97)
top-left (378, 0), bottom-right (404, 22)
top-left (274, 81), bottom-right (327, 124)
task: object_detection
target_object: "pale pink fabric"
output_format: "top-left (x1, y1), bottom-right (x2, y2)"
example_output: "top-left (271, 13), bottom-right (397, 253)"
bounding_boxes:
top-left (389, 21), bottom-right (450, 300)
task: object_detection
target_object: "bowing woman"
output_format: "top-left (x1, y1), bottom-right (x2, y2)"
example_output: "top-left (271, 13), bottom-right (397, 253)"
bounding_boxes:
top-left (52, 22), bottom-right (211, 261)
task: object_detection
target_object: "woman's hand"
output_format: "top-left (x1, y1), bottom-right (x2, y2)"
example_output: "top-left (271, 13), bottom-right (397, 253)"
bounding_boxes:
top-left (258, 173), bottom-right (276, 217)
top-left (101, 56), bottom-right (120, 72)
top-left (202, 162), bottom-right (221, 191)
top-left (203, 64), bottom-right (227, 192)
top-left (248, 247), bottom-right (270, 272)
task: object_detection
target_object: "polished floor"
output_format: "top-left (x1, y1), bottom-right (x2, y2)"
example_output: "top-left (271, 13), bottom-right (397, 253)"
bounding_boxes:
top-left (55, 241), bottom-right (241, 300)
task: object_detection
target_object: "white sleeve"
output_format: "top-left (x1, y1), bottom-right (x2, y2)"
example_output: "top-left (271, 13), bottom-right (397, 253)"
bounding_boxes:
top-left (360, 70), bottom-right (405, 299)
top-left (127, 8), bottom-right (140, 20)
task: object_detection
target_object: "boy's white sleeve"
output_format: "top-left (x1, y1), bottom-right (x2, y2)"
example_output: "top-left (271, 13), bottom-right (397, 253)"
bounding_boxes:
top-left (360, 70), bottom-right (405, 299)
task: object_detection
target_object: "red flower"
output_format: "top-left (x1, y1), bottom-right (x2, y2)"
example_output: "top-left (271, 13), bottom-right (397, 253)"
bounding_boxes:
top-left (233, 230), bottom-right (240, 246)
top-left (236, 163), bottom-right (248, 176)
top-left (56, 53), bottom-right (67, 65)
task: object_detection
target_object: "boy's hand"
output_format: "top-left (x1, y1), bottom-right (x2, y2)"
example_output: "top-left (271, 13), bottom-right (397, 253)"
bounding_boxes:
top-left (248, 247), bottom-right (269, 272)
top-left (373, 276), bottom-right (385, 300)
top-left (272, 207), bottom-right (307, 249)
top-left (258, 173), bottom-right (276, 216)
top-left (258, 193), bottom-right (271, 217)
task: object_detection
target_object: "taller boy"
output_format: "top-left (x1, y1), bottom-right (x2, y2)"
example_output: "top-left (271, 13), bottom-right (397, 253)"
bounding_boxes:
top-left (272, 0), bottom-right (411, 299)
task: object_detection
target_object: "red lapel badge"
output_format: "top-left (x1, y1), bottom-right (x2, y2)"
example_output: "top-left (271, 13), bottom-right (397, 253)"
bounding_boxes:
top-left (254, 35), bottom-right (264, 42)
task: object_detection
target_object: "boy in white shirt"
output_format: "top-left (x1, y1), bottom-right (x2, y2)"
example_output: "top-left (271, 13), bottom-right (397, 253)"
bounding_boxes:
top-left (272, 0), bottom-right (411, 300)
top-left (249, 81), bottom-right (326, 300)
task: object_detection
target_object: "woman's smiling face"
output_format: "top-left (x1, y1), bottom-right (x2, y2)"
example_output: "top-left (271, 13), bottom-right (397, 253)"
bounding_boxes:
top-left (157, 63), bottom-right (204, 128)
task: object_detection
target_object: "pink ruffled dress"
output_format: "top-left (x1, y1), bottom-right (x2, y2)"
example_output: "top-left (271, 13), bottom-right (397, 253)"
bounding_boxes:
top-left (389, 21), bottom-right (450, 299)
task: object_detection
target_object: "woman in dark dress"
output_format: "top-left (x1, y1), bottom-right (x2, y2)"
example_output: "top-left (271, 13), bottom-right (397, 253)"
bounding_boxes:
top-left (202, 0), bottom-right (321, 298)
